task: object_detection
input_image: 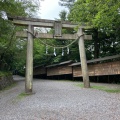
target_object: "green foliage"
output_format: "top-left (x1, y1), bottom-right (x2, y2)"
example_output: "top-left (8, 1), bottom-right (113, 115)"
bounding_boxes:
top-left (33, 39), bottom-right (47, 66)
top-left (0, 0), bottom-right (120, 74)
top-left (0, 0), bottom-right (41, 72)
top-left (59, 0), bottom-right (76, 9)
top-left (16, 92), bottom-right (31, 100)
top-left (69, 0), bottom-right (120, 29)
top-left (0, 71), bottom-right (12, 77)
top-left (0, 0), bottom-right (41, 17)
top-left (32, 11), bottom-right (80, 66)
top-left (59, 10), bottom-right (67, 21)
top-left (67, 0), bottom-right (120, 59)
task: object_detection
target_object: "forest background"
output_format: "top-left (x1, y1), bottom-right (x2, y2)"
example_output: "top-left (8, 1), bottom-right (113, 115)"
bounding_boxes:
top-left (0, 0), bottom-right (120, 74)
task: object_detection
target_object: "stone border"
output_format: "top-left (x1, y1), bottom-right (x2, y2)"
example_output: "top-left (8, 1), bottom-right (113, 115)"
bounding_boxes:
top-left (0, 75), bottom-right (14, 90)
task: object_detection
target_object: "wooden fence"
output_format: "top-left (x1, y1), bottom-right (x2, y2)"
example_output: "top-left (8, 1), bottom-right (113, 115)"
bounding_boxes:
top-left (46, 61), bottom-right (73, 76)
top-left (72, 61), bottom-right (120, 77)
top-left (33, 55), bottom-right (120, 81)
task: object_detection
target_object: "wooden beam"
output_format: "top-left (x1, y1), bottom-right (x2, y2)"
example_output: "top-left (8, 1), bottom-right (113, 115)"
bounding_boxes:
top-left (78, 28), bottom-right (90, 88)
top-left (8, 16), bottom-right (91, 29)
top-left (12, 19), bottom-right (54, 28)
top-left (16, 31), bottom-right (92, 40)
top-left (84, 35), bottom-right (92, 40)
top-left (25, 25), bottom-right (33, 94)
top-left (70, 54), bottom-right (120, 66)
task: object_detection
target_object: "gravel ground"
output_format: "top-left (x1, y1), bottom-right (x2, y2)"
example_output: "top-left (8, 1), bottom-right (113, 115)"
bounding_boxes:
top-left (0, 75), bottom-right (120, 120)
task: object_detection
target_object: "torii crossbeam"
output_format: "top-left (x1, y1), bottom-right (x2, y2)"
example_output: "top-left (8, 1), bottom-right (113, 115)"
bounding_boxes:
top-left (8, 16), bottom-right (92, 94)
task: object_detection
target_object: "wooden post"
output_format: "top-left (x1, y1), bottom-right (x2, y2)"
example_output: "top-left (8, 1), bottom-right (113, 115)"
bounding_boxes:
top-left (78, 28), bottom-right (90, 88)
top-left (25, 25), bottom-right (34, 93)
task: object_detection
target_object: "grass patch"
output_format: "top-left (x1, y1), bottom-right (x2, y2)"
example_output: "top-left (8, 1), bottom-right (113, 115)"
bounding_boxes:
top-left (17, 92), bottom-right (33, 100)
top-left (12, 92), bottom-right (33, 103)
top-left (16, 92), bottom-right (31, 100)
top-left (77, 84), bottom-right (120, 93)
top-left (104, 89), bottom-right (120, 93)
top-left (92, 85), bottom-right (106, 90)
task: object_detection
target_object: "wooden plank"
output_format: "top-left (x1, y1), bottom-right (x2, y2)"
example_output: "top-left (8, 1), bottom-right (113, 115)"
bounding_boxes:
top-left (8, 16), bottom-right (91, 29)
top-left (47, 67), bottom-right (59, 76)
top-left (84, 35), bottom-right (92, 40)
top-left (25, 25), bottom-right (33, 93)
top-left (70, 55), bottom-right (120, 66)
top-left (13, 19), bottom-right (54, 28)
top-left (8, 16), bottom-right (76, 24)
top-left (47, 64), bottom-right (72, 76)
top-left (73, 66), bottom-right (82, 77)
top-left (54, 21), bottom-right (62, 37)
top-left (58, 66), bottom-right (72, 75)
top-left (33, 67), bottom-right (46, 75)
top-left (78, 28), bottom-right (90, 88)
top-left (88, 65), bottom-right (95, 76)
top-left (10, 18), bottom-right (77, 28)
top-left (16, 31), bottom-right (92, 40)
top-left (16, 31), bottom-right (27, 38)
top-left (73, 61), bottom-right (120, 77)
top-left (87, 55), bottom-right (120, 63)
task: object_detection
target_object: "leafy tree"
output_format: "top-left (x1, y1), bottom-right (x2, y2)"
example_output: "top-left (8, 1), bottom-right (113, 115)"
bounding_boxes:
top-left (69, 0), bottom-right (120, 29)
top-left (59, 10), bottom-right (67, 21)
top-left (59, 0), bottom-right (76, 9)
top-left (47, 10), bottom-right (79, 64)
top-left (68, 0), bottom-right (120, 58)
top-left (0, 0), bottom-right (42, 72)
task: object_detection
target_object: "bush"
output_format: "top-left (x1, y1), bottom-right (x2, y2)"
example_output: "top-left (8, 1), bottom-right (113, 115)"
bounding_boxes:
top-left (0, 71), bottom-right (12, 77)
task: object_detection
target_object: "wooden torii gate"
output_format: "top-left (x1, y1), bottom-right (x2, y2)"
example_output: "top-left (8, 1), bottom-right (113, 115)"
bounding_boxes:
top-left (8, 16), bottom-right (92, 94)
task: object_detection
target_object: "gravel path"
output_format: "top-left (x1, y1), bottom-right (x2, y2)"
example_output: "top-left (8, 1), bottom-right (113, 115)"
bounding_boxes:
top-left (0, 76), bottom-right (120, 120)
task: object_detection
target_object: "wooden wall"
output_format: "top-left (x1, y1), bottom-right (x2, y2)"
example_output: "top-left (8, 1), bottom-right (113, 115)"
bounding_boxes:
top-left (47, 65), bottom-right (72, 76)
top-left (33, 67), bottom-right (46, 75)
top-left (33, 61), bottom-right (120, 78)
top-left (73, 61), bottom-right (120, 77)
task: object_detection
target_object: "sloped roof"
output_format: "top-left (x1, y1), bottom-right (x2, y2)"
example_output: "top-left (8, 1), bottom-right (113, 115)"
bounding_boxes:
top-left (46, 60), bottom-right (73, 68)
top-left (70, 55), bottom-right (120, 66)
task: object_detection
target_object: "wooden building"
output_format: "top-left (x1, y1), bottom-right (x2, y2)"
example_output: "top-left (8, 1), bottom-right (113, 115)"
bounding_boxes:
top-left (46, 60), bottom-right (73, 79)
top-left (70, 55), bottom-right (120, 83)
top-left (33, 55), bottom-right (120, 83)
top-left (33, 65), bottom-right (46, 78)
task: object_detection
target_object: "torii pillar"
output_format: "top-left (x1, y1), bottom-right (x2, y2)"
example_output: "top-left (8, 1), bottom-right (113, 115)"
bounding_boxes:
top-left (8, 16), bottom-right (92, 92)
top-left (25, 25), bottom-right (34, 93)
top-left (78, 28), bottom-right (90, 88)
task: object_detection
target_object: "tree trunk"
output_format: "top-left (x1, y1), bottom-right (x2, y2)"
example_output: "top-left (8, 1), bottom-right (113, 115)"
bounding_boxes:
top-left (93, 28), bottom-right (100, 59)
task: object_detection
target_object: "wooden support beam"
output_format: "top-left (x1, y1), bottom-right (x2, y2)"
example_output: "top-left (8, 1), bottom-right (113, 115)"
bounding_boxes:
top-left (78, 28), bottom-right (90, 88)
top-left (8, 16), bottom-right (91, 29)
top-left (8, 15), bottom-right (92, 92)
top-left (25, 25), bottom-right (34, 94)
top-left (12, 19), bottom-right (78, 28)
top-left (70, 54), bottom-right (120, 67)
top-left (16, 31), bottom-right (92, 40)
